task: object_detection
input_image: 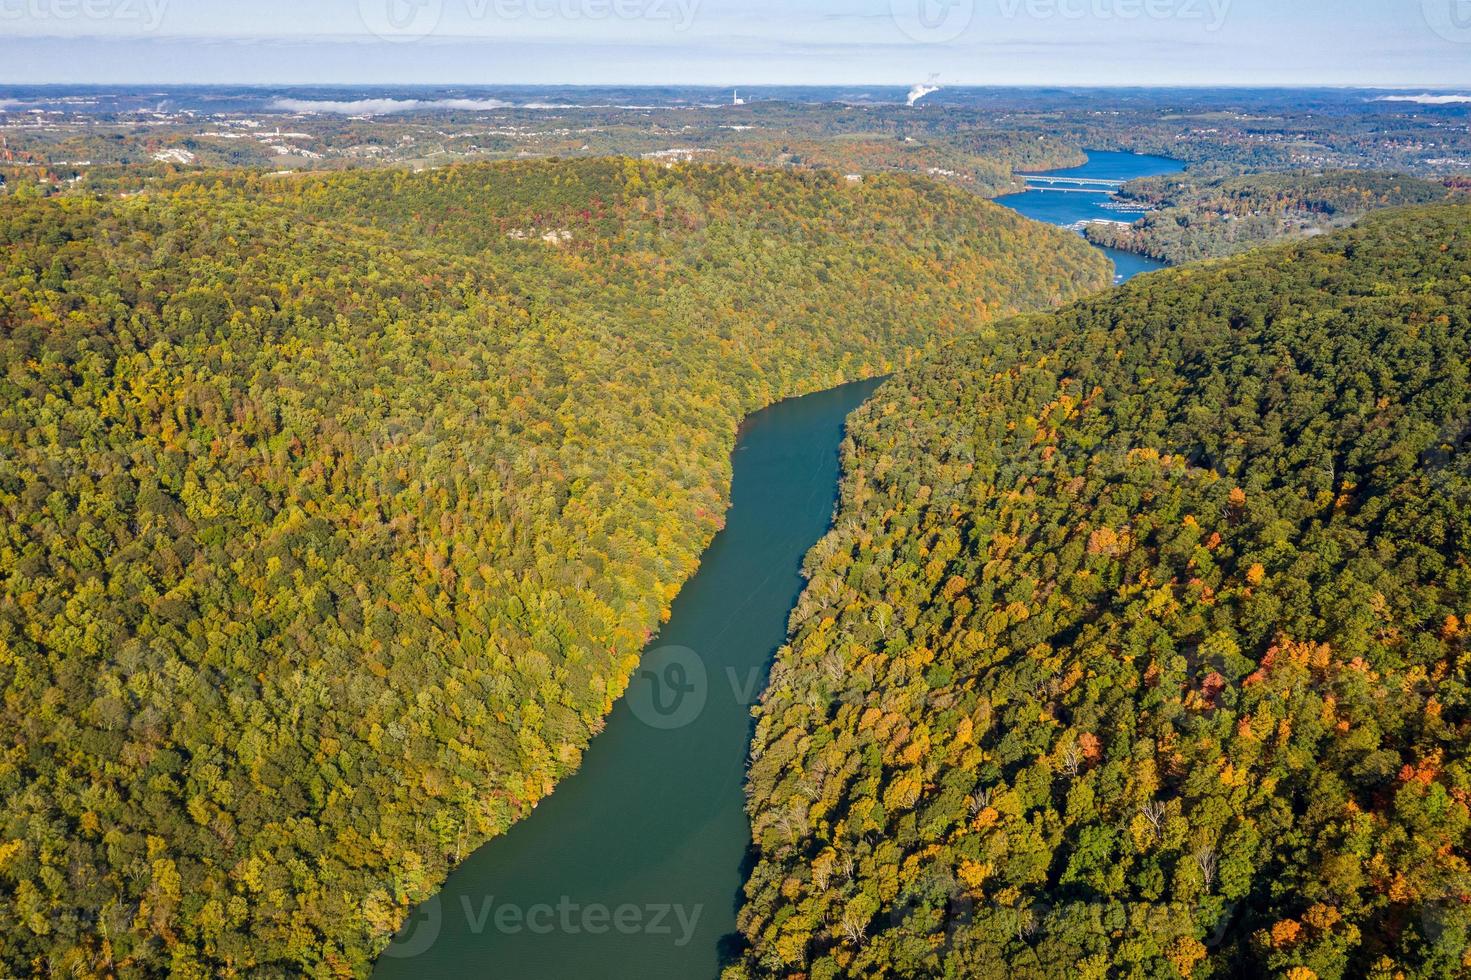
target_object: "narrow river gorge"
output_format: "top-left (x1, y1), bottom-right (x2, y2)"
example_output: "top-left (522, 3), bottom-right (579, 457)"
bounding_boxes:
top-left (374, 150), bottom-right (1184, 979)
top-left (374, 379), bottom-right (885, 980)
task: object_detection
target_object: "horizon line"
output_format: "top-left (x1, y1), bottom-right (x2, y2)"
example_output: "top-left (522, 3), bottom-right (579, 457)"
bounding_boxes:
top-left (4, 82), bottom-right (1471, 92)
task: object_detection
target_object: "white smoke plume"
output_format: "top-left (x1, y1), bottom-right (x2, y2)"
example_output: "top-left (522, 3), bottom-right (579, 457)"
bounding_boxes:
top-left (906, 75), bottom-right (941, 107)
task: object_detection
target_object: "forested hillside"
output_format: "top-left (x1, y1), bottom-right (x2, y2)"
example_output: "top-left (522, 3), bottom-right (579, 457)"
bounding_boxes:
top-left (0, 159), bottom-right (1107, 977)
top-left (735, 206), bottom-right (1471, 979)
top-left (1084, 170), bottom-right (1458, 265)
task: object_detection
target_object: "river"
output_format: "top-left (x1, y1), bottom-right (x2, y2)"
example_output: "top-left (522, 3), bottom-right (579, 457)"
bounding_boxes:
top-left (993, 149), bottom-right (1185, 283)
top-left (373, 149), bottom-right (1185, 980)
top-left (373, 378), bottom-right (884, 980)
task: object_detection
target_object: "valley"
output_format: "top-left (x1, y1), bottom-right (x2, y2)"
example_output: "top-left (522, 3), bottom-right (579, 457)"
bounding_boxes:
top-left (2, 76), bottom-right (1470, 980)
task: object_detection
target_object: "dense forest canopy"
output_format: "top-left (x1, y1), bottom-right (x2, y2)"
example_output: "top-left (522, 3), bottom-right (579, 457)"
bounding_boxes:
top-left (1084, 170), bottom-right (1462, 265)
top-left (735, 206), bottom-right (1471, 979)
top-left (0, 158), bottom-right (1107, 977)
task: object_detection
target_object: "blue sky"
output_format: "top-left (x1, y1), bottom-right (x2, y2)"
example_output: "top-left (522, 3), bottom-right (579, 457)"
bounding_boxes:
top-left (2, 0), bottom-right (1470, 86)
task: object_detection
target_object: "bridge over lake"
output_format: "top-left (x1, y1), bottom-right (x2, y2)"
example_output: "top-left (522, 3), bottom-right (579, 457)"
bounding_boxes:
top-left (1021, 174), bottom-right (1127, 187)
top-left (1021, 174), bottom-right (1127, 195)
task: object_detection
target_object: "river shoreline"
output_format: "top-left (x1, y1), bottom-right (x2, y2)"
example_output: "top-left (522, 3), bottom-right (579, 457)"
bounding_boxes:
top-left (993, 148), bottom-right (1187, 283)
top-left (374, 149), bottom-right (1184, 980)
top-left (373, 378), bottom-right (885, 980)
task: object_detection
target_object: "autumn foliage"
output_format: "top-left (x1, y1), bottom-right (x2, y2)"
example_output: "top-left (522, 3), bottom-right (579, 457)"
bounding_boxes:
top-left (0, 159), bottom-right (1106, 976)
top-left (733, 206), bottom-right (1471, 979)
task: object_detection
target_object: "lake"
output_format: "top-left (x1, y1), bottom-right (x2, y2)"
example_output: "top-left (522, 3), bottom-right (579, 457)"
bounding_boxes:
top-left (373, 378), bottom-right (885, 980)
top-left (994, 149), bottom-right (1185, 283)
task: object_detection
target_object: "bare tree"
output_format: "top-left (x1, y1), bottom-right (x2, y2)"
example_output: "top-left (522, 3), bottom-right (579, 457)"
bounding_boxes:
top-left (821, 651), bottom-right (846, 688)
top-left (1194, 845), bottom-right (1218, 892)
top-left (1062, 745), bottom-right (1082, 778)
top-left (839, 909), bottom-right (868, 947)
top-left (1139, 801), bottom-right (1166, 839)
top-left (773, 802), bottom-right (806, 840)
top-left (1016, 905), bottom-right (1040, 942)
top-left (798, 763), bottom-right (826, 800)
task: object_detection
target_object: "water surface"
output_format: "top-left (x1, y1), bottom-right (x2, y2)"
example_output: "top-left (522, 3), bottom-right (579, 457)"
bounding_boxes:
top-left (374, 378), bottom-right (884, 980)
top-left (994, 149), bottom-right (1184, 282)
top-left (373, 149), bottom-right (1187, 980)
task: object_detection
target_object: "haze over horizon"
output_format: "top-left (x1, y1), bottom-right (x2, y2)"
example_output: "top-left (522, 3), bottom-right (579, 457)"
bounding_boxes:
top-left (3, 0), bottom-right (1471, 88)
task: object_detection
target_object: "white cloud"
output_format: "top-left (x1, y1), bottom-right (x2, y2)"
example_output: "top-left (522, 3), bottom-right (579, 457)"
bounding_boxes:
top-left (270, 97), bottom-right (512, 114)
top-left (1376, 94), bottom-right (1471, 105)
